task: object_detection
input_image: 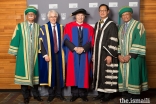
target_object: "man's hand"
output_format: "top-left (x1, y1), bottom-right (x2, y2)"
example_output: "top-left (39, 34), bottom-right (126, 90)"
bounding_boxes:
top-left (105, 56), bottom-right (112, 65)
top-left (74, 47), bottom-right (78, 52)
top-left (78, 47), bottom-right (84, 54)
top-left (74, 47), bottom-right (84, 54)
top-left (92, 54), bottom-right (94, 62)
top-left (44, 55), bottom-right (50, 62)
top-left (118, 55), bottom-right (125, 63)
top-left (123, 55), bottom-right (131, 63)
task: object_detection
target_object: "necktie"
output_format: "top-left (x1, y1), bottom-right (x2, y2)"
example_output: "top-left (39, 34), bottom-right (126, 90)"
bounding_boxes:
top-left (29, 24), bottom-right (32, 41)
top-left (100, 19), bottom-right (104, 23)
top-left (53, 26), bottom-right (58, 53)
top-left (78, 26), bottom-right (82, 37)
top-left (124, 23), bottom-right (128, 34)
top-left (29, 24), bottom-right (32, 32)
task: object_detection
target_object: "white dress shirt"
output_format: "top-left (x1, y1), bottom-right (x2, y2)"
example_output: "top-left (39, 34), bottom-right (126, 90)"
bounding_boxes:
top-left (43, 23), bottom-right (59, 58)
top-left (28, 22), bottom-right (34, 28)
top-left (76, 22), bottom-right (83, 29)
top-left (100, 17), bottom-right (108, 28)
top-left (125, 21), bottom-right (130, 27)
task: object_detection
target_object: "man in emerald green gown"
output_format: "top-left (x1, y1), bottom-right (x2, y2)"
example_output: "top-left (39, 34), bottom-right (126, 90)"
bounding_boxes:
top-left (8, 6), bottom-right (43, 104)
top-left (118, 6), bottom-right (148, 100)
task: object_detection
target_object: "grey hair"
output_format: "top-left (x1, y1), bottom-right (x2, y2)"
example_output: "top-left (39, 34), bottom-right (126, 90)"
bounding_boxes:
top-left (47, 10), bottom-right (58, 17)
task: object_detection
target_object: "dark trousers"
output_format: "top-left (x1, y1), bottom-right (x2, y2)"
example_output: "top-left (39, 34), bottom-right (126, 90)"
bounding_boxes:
top-left (21, 85), bottom-right (40, 99)
top-left (98, 91), bottom-right (105, 96)
top-left (48, 52), bottom-right (62, 97)
top-left (98, 91), bottom-right (115, 99)
top-left (71, 86), bottom-right (88, 97)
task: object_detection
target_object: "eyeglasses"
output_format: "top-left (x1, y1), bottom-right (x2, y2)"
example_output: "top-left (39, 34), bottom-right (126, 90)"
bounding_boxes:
top-left (99, 10), bottom-right (107, 12)
top-left (49, 16), bottom-right (57, 19)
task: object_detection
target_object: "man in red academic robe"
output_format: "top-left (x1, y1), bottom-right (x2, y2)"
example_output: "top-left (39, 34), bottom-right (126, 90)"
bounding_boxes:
top-left (63, 8), bottom-right (94, 102)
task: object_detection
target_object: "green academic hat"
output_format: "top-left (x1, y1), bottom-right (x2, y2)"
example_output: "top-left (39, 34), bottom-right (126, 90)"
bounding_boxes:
top-left (71, 8), bottom-right (90, 16)
top-left (25, 6), bottom-right (37, 15)
top-left (118, 6), bottom-right (133, 25)
top-left (24, 6), bottom-right (37, 21)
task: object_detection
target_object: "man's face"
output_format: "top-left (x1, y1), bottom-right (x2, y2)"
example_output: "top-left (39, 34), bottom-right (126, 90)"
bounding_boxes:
top-left (122, 12), bottom-right (132, 22)
top-left (99, 6), bottom-right (109, 19)
top-left (26, 12), bottom-right (36, 22)
top-left (48, 12), bottom-right (57, 24)
top-left (75, 13), bottom-right (85, 24)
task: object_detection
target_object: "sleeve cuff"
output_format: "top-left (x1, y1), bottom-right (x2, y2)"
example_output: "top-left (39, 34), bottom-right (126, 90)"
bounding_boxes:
top-left (129, 53), bottom-right (138, 59)
top-left (43, 54), bottom-right (48, 58)
top-left (82, 42), bottom-right (91, 52)
top-left (118, 53), bottom-right (121, 56)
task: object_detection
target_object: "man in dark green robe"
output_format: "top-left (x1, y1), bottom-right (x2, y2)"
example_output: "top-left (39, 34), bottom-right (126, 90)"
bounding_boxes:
top-left (8, 6), bottom-right (43, 104)
top-left (118, 6), bottom-right (148, 100)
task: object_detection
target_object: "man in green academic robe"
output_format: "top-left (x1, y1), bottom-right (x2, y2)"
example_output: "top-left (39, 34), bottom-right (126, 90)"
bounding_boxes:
top-left (8, 6), bottom-right (43, 104)
top-left (118, 6), bottom-right (148, 100)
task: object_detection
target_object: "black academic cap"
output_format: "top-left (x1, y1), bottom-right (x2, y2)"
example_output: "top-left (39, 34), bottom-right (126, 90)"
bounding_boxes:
top-left (71, 8), bottom-right (90, 16)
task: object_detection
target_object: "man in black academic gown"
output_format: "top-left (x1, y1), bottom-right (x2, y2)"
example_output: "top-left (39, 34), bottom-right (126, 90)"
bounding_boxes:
top-left (92, 4), bottom-right (118, 102)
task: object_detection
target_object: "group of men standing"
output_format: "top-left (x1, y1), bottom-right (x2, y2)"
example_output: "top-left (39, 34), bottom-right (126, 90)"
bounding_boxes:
top-left (8, 4), bottom-right (148, 104)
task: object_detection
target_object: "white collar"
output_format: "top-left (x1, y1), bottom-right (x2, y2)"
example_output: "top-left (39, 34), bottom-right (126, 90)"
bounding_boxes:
top-left (125, 20), bottom-right (131, 25)
top-left (76, 22), bottom-right (83, 25)
top-left (51, 23), bottom-right (56, 27)
top-left (28, 22), bottom-right (34, 25)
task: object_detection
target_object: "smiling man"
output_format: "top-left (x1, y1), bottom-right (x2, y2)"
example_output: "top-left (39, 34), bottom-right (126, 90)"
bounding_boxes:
top-left (8, 6), bottom-right (43, 104)
top-left (63, 8), bottom-right (94, 102)
top-left (92, 4), bottom-right (118, 102)
top-left (39, 10), bottom-right (66, 102)
top-left (118, 6), bottom-right (148, 100)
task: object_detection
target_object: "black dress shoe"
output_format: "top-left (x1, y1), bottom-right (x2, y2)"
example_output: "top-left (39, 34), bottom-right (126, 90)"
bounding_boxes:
top-left (100, 97), bottom-right (110, 102)
top-left (24, 98), bottom-right (29, 104)
top-left (100, 95), bottom-right (115, 103)
top-left (101, 93), bottom-right (115, 103)
top-left (81, 96), bottom-right (88, 102)
top-left (57, 95), bottom-right (66, 101)
top-left (93, 94), bottom-right (104, 100)
top-left (70, 96), bottom-right (78, 102)
top-left (34, 96), bottom-right (43, 102)
top-left (47, 96), bottom-right (55, 102)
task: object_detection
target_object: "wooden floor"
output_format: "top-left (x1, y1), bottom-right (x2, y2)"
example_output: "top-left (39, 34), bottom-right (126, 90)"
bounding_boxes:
top-left (0, 89), bottom-right (156, 104)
